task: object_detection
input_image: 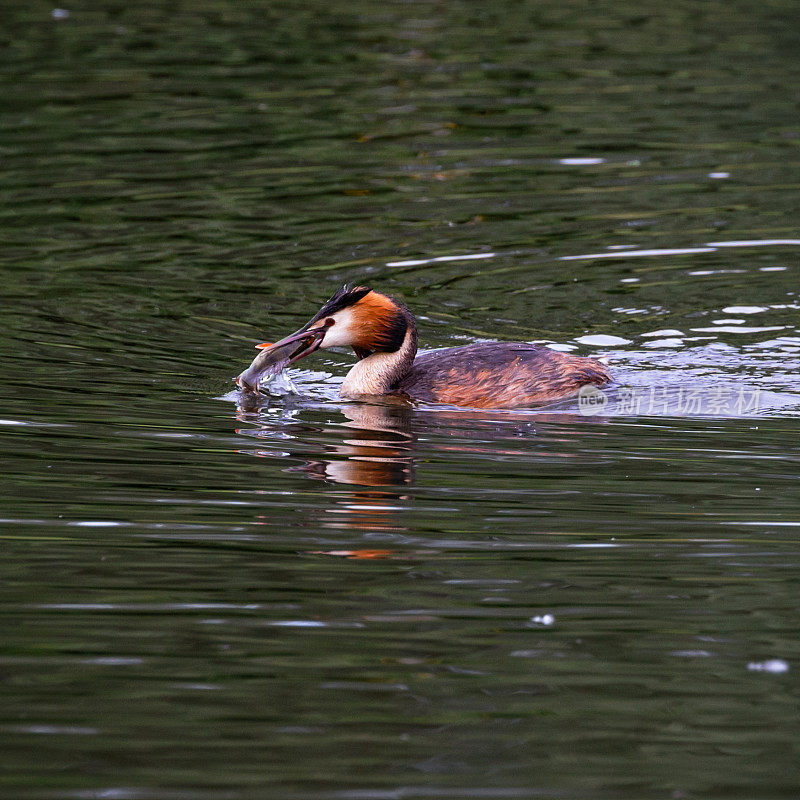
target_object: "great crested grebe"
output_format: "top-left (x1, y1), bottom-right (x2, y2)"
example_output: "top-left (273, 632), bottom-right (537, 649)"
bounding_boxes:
top-left (236, 285), bottom-right (612, 409)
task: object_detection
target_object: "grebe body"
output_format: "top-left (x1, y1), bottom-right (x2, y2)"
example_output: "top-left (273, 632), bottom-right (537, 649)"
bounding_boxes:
top-left (395, 341), bottom-right (610, 408)
top-left (236, 285), bottom-right (611, 409)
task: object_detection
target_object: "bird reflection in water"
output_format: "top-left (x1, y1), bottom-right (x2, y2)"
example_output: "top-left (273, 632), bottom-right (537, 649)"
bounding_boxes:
top-left (236, 391), bottom-right (415, 487)
top-left (235, 392), bottom-right (416, 547)
top-left (234, 388), bottom-right (607, 558)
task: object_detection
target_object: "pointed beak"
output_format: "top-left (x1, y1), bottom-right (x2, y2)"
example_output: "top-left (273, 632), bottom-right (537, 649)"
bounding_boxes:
top-left (236, 325), bottom-right (327, 392)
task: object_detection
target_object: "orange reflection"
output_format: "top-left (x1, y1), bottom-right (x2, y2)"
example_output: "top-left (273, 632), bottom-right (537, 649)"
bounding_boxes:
top-left (309, 549), bottom-right (397, 559)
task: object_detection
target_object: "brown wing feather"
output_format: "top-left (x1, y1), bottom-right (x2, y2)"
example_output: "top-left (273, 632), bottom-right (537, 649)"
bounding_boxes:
top-left (394, 342), bottom-right (611, 409)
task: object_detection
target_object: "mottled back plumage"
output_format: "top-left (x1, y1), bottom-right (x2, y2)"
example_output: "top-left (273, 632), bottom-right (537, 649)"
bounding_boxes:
top-left (394, 342), bottom-right (612, 408)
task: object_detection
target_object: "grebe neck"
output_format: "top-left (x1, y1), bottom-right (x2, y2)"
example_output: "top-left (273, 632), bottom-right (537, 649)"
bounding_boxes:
top-left (340, 321), bottom-right (418, 398)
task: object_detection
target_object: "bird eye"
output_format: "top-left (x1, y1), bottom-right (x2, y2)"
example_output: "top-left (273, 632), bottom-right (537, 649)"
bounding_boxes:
top-left (325, 318), bottom-right (335, 326)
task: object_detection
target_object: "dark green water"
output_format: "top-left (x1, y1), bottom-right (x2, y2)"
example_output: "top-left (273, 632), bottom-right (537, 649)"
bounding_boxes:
top-left (2, 2), bottom-right (800, 798)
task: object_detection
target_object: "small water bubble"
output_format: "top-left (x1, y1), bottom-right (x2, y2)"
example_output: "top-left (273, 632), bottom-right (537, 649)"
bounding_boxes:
top-left (528, 614), bottom-right (555, 627)
top-left (747, 659), bottom-right (789, 674)
top-left (643, 338), bottom-right (684, 348)
top-left (269, 620), bottom-right (326, 628)
top-left (559, 157), bottom-right (606, 165)
top-left (641, 329), bottom-right (686, 338)
top-left (546, 343), bottom-right (578, 352)
top-left (722, 306), bottom-right (766, 314)
top-left (575, 334), bottom-right (632, 346)
top-left (671, 650), bottom-right (713, 658)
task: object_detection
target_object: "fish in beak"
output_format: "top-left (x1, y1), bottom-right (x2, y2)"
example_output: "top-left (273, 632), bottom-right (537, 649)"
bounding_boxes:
top-left (234, 285), bottom-right (401, 393)
top-left (235, 322), bottom-right (331, 392)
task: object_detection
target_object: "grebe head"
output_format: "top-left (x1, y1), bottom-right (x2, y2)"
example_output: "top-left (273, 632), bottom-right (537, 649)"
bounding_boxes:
top-left (236, 285), bottom-right (410, 391)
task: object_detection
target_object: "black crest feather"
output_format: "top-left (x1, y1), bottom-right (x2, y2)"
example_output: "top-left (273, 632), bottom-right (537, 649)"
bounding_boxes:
top-left (304, 284), bottom-right (372, 328)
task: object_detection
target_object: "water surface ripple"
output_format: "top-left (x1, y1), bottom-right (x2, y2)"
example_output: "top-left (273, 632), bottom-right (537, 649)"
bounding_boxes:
top-left (1, 2), bottom-right (799, 799)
